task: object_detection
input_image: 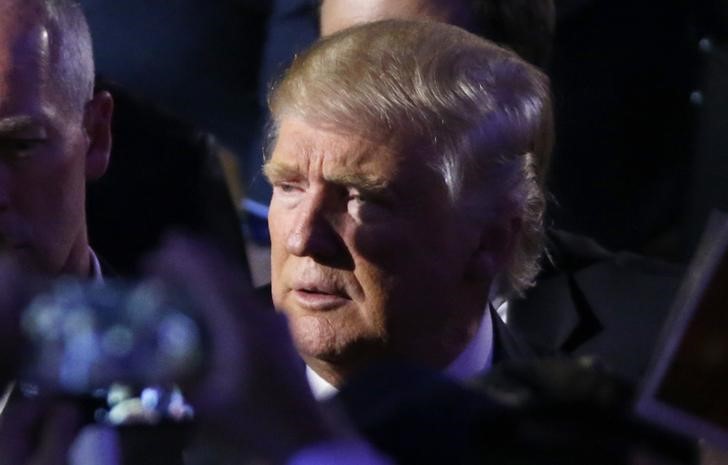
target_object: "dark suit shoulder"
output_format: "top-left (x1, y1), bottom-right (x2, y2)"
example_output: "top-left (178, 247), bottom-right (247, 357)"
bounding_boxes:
top-left (509, 229), bottom-right (685, 382)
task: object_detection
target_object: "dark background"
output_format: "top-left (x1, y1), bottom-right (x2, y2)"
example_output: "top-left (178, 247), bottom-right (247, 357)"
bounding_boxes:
top-left (79, 0), bottom-right (728, 262)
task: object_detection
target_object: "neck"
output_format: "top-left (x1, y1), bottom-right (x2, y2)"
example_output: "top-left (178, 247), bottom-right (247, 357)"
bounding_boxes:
top-left (306, 306), bottom-right (487, 389)
top-left (303, 355), bottom-right (368, 389)
top-left (60, 229), bottom-right (92, 278)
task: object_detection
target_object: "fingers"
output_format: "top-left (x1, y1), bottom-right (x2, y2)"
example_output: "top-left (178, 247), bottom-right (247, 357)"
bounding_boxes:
top-left (144, 233), bottom-right (252, 306)
top-left (0, 396), bottom-right (42, 464)
top-left (0, 397), bottom-right (85, 465)
top-left (28, 402), bottom-right (84, 465)
top-left (142, 235), bottom-right (252, 414)
top-left (0, 258), bottom-right (50, 385)
top-left (68, 425), bottom-right (121, 465)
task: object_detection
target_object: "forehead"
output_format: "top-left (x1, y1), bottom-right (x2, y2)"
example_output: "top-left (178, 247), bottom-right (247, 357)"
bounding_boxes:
top-left (268, 116), bottom-right (456, 214)
top-left (269, 117), bottom-right (400, 178)
top-left (0, 4), bottom-right (52, 116)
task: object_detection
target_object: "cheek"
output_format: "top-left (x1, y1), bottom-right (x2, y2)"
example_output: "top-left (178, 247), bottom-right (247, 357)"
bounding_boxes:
top-left (350, 220), bottom-right (415, 274)
top-left (268, 205), bottom-right (296, 304)
top-left (46, 152), bottom-right (85, 210)
top-left (349, 215), bottom-right (464, 305)
top-left (347, 222), bottom-right (411, 310)
top-left (9, 150), bottom-right (85, 274)
top-left (268, 206), bottom-right (288, 261)
top-left (18, 160), bottom-right (61, 212)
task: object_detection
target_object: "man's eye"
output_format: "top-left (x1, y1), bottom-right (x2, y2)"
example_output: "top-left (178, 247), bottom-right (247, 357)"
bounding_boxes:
top-left (348, 193), bottom-right (368, 204)
top-left (348, 190), bottom-right (386, 206)
top-left (0, 139), bottom-right (43, 159)
top-left (275, 182), bottom-right (302, 193)
top-left (347, 191), bottom-right (391, 223)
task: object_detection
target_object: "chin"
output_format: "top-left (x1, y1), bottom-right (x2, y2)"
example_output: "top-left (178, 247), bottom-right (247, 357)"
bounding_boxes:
top-left (289, 313), bottom-right (345, 358)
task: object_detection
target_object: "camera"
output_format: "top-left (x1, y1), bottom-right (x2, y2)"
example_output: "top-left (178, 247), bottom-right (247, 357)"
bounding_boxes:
top-left (17, 277), bottom-right (204, 424)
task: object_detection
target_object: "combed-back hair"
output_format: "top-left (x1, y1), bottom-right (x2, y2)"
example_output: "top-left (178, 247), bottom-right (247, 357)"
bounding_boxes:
top-left (268, 20), bottom-right (552, 297)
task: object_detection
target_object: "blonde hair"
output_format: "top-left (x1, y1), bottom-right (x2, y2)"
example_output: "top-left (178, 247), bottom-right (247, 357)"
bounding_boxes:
top-left (268, 20), bottom-right (552, 296)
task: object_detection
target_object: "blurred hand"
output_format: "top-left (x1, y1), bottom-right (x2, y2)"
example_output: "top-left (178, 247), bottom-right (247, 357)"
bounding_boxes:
top-left (0, 259), bottom-right (104, 465)
top-left (0, 257), bottom-right (42, 385)
top-left (700, 440), bottom-right (728, 465)
top-left (0, 396), bottom-right (85, 465)
top-left (146, 235), bottom-right (341, 464)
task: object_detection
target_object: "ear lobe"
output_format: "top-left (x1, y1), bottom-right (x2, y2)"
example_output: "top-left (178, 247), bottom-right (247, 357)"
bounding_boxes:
top-left (83, 90), bottom-right (113, 180)
top-left (464, 217), bottom-right (522, 282)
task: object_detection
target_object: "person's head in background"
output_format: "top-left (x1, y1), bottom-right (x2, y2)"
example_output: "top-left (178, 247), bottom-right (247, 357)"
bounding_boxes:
top-left (265, 20), bottom-right (551, 385)
top-left (0, 0), bottom-right (112, 276)
top-left (319, 0), bottom-right (555, 69)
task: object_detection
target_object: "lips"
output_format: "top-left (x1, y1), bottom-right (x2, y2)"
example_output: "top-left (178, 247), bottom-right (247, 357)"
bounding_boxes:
top-left (291, 281), bottom-right (351, 311)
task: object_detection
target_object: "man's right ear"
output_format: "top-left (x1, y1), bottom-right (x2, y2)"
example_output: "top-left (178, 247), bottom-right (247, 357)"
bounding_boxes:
top-left (83, 90), bottom-right (113, 181)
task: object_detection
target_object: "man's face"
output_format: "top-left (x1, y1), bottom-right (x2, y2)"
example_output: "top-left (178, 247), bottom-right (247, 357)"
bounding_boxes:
top-left (267, 117), bottom-right (483, 379)
top-left (0, 12), bottom-right (93, 274)
top-left (320, 0), bottom-right (469, 36)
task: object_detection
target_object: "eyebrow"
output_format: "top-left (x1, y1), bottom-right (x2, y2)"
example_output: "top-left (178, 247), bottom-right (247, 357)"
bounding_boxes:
top-left (0, 115), bottom-right (41, 134)
top-left (263, 161), bottom-right (300, 183)
top-left (327, 172), bottom-right (390, 193)
top-left (263, 161), bottom-right (390, 193)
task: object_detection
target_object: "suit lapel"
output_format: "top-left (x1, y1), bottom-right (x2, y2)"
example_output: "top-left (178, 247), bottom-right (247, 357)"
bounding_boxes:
top-left (507, 274), bottom-right (582, 353)
top-left (570, 254), bottom-right (683, 381)
top-left (490, 304), bottom-right (538, 363)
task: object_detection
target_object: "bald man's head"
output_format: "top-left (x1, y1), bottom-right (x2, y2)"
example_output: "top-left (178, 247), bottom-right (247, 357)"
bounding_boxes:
top-left (0, 0), bottom-right (94, 117)
top-left (0, 0), bottom-right (111, 277)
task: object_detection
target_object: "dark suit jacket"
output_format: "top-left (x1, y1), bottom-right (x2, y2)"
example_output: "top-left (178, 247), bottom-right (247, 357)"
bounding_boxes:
top-left (508, 229), bottom-right (685, 382)
top-left (333, 354), bottom-right (697, 465)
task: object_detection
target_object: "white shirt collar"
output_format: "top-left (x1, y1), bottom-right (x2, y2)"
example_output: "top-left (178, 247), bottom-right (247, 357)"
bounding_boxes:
top-left (306, 366), bottom-right (339, 401)
top-left (306, 307), bottom-right (496, 400)
top-left (89, 247), bottom-right (104, 283)
top-left (444, 306), bottom-right (493, 381)
top-left (494, 298), bottom-right (509, 323)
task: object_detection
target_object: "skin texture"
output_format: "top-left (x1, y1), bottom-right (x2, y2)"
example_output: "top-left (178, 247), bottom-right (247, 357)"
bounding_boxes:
top-left (266, 117), bottom-right (492, 385)
top-left (0, 0), bottom-right (112, 277)
top-left (320, 0), bottom-right (470, 36)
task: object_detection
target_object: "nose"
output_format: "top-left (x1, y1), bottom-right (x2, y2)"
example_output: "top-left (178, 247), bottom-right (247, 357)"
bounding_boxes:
top-left (285, 191), bottom-right (345, 263)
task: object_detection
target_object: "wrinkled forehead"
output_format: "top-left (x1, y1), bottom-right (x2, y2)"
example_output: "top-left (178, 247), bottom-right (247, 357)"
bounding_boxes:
top-left (267, 117), bottom-right (450, 203)
top-left (270, 110), bottom-right (431, 165)
top-left (270, 117), bottom-right (401, 170)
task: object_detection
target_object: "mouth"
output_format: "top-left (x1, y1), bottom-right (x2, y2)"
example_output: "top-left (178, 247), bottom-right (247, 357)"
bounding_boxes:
top-left (291, 285), bottom-right (351, 311)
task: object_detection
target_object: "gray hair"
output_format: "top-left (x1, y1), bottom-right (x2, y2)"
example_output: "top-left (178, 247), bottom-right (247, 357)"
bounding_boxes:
top-left (268, 20), bottom-right (552, 296)
top-left (43, 0), bottom-right (95, 115)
